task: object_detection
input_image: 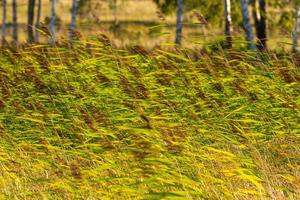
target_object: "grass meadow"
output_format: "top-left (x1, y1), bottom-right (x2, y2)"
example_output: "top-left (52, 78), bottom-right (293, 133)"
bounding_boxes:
top-left (0, 38), bottom-right (299, 199)
top-left (0, 0), bottom-right (299, 199)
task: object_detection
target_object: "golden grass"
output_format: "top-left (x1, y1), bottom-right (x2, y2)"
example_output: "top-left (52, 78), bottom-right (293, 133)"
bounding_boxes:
top-left (0, 40), bottom-right (299, 199)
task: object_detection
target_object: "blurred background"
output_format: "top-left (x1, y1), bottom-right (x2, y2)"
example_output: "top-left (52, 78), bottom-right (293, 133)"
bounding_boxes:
top-left (0, 0), bottom-right (297, 49)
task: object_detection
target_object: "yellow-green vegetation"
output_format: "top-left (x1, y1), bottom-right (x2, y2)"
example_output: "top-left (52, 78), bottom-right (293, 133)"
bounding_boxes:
top-left (0, 41), bottom-right (299, 199)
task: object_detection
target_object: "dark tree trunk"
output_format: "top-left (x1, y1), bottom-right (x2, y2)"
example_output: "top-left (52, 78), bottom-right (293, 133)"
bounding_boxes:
top-left (224, 0), bottom-right (233, 49)
top-left (175, 0), bottom-right (183, 46)
top-left (35, 0), bottom-right (42, 43)
top-left (28, 0), bottom-right (36, 43)
top-left (258, 0), bottom-right (267, 50)
top-left (252, 0), bottom-right (267, 50)
top-left (1, 0), bottom-right (7, 46)
top-left (12, 0), bottom-right (18, 45)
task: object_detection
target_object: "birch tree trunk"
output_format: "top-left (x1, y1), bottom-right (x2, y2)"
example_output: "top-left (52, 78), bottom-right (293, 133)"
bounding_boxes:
top-left (241, 0), bottom-right (256, 50)
top-left (50, 0), bottom-right (56, 46)
top-left (293, 5), bottom-right (300, 52)
top-left (224, 0), bottom-right (233, 48)
top-left (1, 0), bottom-right (7, 46)
top-left (12, 0), bottom-right (18, 46)
top-left (28, 0), bottom-right (36, 43)
top-left (35, 0), bottom-right (42, 43)
top-left (175, 0), bottom-right (183, 46)
top-left (70, 0), bottom-right (78, 41)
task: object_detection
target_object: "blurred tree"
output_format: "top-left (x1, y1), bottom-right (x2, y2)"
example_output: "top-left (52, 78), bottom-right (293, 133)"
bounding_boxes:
top-left (12, 0), bottom-right (18, 45)
top-left (78, 0), bottom-right (92, 20)
top-left (70, 0), bottom-right (78, 41)
top-left (50, 0), bottom-right (56, 46)
top-left (175, 0), bottom-right (183, 45)
top-left (78, 0), bottom-right (100, 23)
top-left (109, 0), bottom-right (118, 26)
top-left (1, 0), bottom-right (7, 46)
top-left (224, 0), bottom-right (233, 48)
top-left (78, 0), bottom-right (92, 16)
top-left (35, 0), bottom-right (42, 43)
top-left (28, 0), bottom-right (35, 43)
top-left (153, 0), bottom-right (175, 14)
top-left (154, 0), bottom-right (233, 26)
top-left (241, 0), bottom-right (256, 50)
top-left (154, 0), bottom-right (239, 46)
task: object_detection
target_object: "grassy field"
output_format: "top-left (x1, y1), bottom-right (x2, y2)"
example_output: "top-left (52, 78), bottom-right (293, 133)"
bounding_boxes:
top-left (0, 39), bottom-right (299, 199)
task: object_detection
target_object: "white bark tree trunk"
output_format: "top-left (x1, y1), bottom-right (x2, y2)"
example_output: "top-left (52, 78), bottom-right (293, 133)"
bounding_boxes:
top-left (70, 0), bottom-right (78, 41)
top-left (241, 0), bottom-right (256, 50)
top-left (224, 0), bottom-right (233, 48)
top-left (175, 0), bottom-right (183, 46)
top-left (293, 5), bottom-right (300, 52)
top-left (2, 0), bottom-right (7, 46)
top-left (50, 0), bottom-right (56, 46)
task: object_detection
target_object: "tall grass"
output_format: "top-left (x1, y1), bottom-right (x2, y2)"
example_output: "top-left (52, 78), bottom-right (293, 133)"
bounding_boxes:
top-left (0, 40), bottom-right (299, 199)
